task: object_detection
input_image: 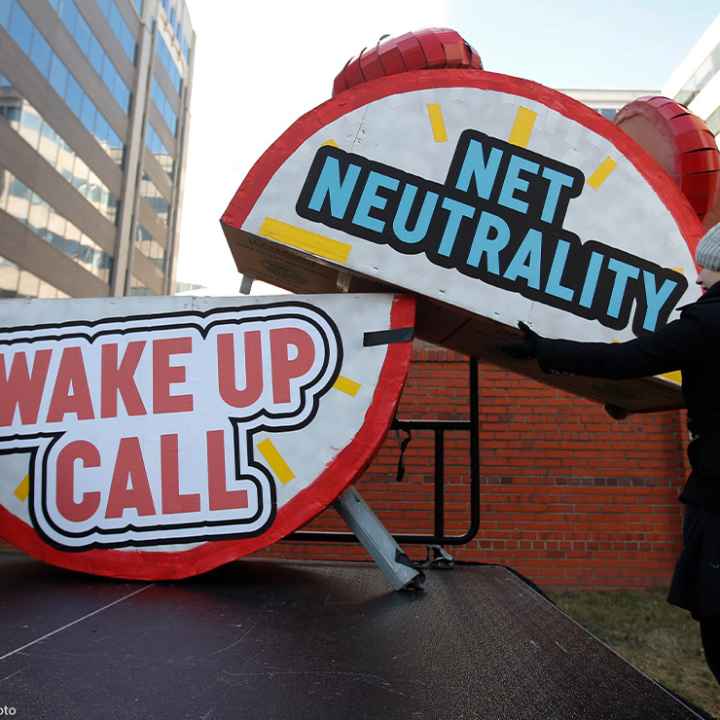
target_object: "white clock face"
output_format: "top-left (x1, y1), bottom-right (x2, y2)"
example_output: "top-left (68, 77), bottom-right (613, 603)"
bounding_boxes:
top-left (0, 293), bottom-right (413, 577)
top-left (237, 77), bottom-right (703, 345)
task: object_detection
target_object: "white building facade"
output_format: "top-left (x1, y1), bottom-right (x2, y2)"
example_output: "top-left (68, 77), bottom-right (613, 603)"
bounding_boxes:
top-left (663, 13), bottom-right (720, 141)
top-left (559, 89), bottom-right (659, 121)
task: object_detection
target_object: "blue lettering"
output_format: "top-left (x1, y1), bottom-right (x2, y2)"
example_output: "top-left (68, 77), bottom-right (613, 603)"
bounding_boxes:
top-left (579, 251), bottom-right (604, 308)
top-left (438, 197), bottom-right (475, 257)
top-left (392, 184), bottom-right (439, 245)
top-left (546, 239), bottom-right (575, 302)
top-left (467, 211), bottom-right (510, 274)
top-left (503, 228), bottom-right (542, 289)
top-left (352, 171), bottom-right (399, 233)
top-left (642, 271), bottom-right (678, 332)
top-left (455, 139), bottom-right (503, 200)
top-left (541, 167), bottom-right (575, 224)
top-left (607, 259), bottom-right (640, 319)
top-left (498, 155), bottom-right (539, 215)
top-left (308, 155), bottom-right (361, 219)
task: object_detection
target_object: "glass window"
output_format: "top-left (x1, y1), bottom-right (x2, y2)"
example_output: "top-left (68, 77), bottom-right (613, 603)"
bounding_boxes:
top-left (129, 274), bottom-right (155, 296)
top-left (109, 4), bottom-right (134, 61)
top-left (63, 220), bottom-right (81, 256)
top-left (27, 193), bottom-right (49, 236)
top-left (107, 127), bottom-right (124, 165)
top-left (0, 0), bottom-right (11, 29)
top-left (0, 258), bottom-right (19, 297)
top-left (80, 95), bottom-right (96, 134)
top-left (115, 82), bottom-right (130, 113)
top-left (57, 140), bottom-right (74, 183)
top-left (65, 75), bottom-right (83, 115)
top-left (47, 207), bottom-right (67, 248)
top-left (74, 14), bottom-right (92, 56)
top-left (49, 56), bottom-right (69, 98)
top-left (37, 122), bottom-right (60, 166)
top-left (0, 94), bottom-right (18, 127)
top-left (145, 123), bottom-right (174, 178)
top-left (17, 105), bottom-right (40, 150)
top-left (87, 171), bottom-right (102, 207)
top-left (77, 234), bottom-right (93, 271)
top-left (88, 36), bottom-right (104, 75)
top-left (17, 269), bottom-right (40, 298)
top-left (8, 2), bottom-right (32, 53)
top-left (29, 33), bottom-right (52, 77)
top-left (7, 1), bottom-right (125, 164)
top-left (71, 156), bottom-right (89, 192)
top-left (37, 280), bottom-right (57, 298)
top-left (5, 103), bottom-right (21, 130)
top-left (7, 178), bottom-right (31, 223)
top-left (60, 0), bottom-right (77, 34)
top-left (95, 0), bottom-right (135, 62)
top-left (50, 0), bottom-right (131, 116)
top-left (0, 255), bottom-right (68, 299)
top-left (151, 77), bottom-right (177, 135)
top-left (140, 173), bottom-right (170, 225)
top-left (0, 168), bottom-right (10, 211)
top-left (101, 60), bottom-right (116, 95)
top-left (136, 224), bottom-right (166, 271)
top-left (155, 32), bottom-right (182, 94)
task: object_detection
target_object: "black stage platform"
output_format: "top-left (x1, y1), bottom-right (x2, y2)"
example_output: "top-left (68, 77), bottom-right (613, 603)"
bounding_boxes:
top-left (0, 552), bottom-right (710, 719)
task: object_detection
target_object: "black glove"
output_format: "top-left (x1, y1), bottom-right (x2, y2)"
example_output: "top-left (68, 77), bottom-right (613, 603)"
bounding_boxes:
top-left (500, 321), bottom-right (540, 360)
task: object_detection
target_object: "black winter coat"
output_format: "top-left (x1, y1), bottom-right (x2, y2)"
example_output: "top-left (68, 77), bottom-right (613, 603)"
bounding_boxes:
top-left (535, 282), bottom-right (720, 510)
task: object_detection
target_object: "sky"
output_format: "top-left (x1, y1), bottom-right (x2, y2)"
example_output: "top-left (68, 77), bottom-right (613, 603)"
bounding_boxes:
top-left (175, 0), bottom-right (719, 294)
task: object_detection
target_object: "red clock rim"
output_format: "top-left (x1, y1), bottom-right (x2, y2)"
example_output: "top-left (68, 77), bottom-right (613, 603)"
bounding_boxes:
top-left (222, 68), bottom-right (705, 265)
top-left (0, 294), bottom-right (415, 580)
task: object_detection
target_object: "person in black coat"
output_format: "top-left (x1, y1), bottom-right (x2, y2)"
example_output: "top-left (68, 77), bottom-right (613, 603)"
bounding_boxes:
top-left (507, 222), bottom-right (720, 684)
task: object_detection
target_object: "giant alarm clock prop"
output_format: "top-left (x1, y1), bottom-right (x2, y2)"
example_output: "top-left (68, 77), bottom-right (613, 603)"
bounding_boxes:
top-left (222, 29), bottom-right (720, 413)
top-left (0, 294), bottom-right (413, 579)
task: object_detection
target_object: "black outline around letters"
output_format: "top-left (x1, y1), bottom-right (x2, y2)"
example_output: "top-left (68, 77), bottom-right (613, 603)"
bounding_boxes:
top-left (0, 302), bottom-right (343, 551)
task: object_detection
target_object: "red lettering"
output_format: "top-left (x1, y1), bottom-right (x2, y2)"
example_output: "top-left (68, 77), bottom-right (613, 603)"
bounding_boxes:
top-left (160, 433), bottom-right (200, 514)
top-left (0, 349), bottom-right (51, 426)
top-left (153, 337), bottom-right (193, 414)
top-left (56, 440), bottom-right (101, 522)
top-left (101, 341), bottom-right (146, 418)
top-left (270, 327), bottom-right (315, 404)
top-left (47, 347), bottom-right (95, 422)
top-left (207, 429), bottom-right (248, 511)
top-left (217, 331), bottom-right (263, 408)
top-left (105, 437), bottom-right (156, 518)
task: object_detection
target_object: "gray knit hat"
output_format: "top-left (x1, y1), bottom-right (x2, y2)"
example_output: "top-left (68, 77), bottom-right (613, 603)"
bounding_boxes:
top-left (696, 222), bottom-right (720, 271)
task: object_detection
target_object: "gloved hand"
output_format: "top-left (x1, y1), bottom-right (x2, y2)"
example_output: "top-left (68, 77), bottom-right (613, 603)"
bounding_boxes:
top-left (500, 321), bottom-right (541, 360)
top-left (604, 404), bottom-right (629, 421)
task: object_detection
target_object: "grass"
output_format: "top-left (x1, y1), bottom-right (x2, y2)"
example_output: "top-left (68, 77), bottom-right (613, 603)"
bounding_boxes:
top-left (548, 588), bottom-right (720, 718)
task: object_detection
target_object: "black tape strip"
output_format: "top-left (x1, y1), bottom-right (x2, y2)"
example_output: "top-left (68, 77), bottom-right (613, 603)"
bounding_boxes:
top-left (395, 428), bottom-right (412, 483)
top-left (363, 327), bottom-right (414, 347)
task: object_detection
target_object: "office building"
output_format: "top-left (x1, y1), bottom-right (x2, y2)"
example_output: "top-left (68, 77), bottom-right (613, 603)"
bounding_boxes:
top-left (663, 13), bottom-right (720, 141)
top-left (0, 0), bottom-right (194, 299)
top-left (664, 13), bottom-right (720, 226)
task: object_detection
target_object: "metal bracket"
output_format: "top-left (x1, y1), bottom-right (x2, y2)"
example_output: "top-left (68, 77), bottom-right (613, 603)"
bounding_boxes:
top-left (288, 357), bottom-right (480, 547)
top-left (333, 486), bottom-right (425, 592)
top-left (425, 545), bottom-right (455, 569)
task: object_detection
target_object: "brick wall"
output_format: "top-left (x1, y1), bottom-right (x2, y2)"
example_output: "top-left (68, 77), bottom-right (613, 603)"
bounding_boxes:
top-left (258, 343), bottom-right (689, 591)
top-left (1, 344), bottom-right (689, 591)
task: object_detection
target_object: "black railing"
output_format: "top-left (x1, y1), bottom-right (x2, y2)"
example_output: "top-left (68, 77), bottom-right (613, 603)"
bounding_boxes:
top-left (287, 358), bottom-right (480, 546)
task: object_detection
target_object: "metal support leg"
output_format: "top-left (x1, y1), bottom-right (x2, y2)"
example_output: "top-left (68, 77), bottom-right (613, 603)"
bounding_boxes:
top-left (333, 487), bottom-right (425, 591)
